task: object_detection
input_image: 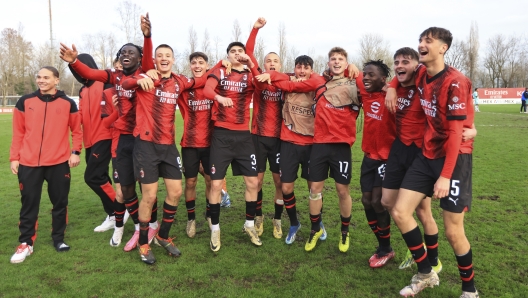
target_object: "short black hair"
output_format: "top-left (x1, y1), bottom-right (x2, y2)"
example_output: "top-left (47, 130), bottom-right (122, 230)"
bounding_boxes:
top-left (227, 42), bottom-right (245, 53)
top-left (189, 52), bottom-right (208, 63)
top-left (294, 55), bottom-right (313, 68)
top-left (116, 43), bottom-right (143, 61)
top-left (394, 47), bottom-right (419, 61)
top-left (363, 59), bottom-right (390, 78)
top-left (155, 44), bottom-right (174, 54)
top-left (475, 88), bottom-right (478, 91)
top-left (40, 66), bottom-right (60, 78)
top-left (419, 27), bottom-right (453, 51)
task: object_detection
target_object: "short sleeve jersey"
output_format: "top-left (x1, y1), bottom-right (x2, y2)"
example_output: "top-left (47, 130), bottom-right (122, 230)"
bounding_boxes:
top-left (178, 87), bottom-right (214, 148)
top-left (208, 67), bottom-right (255, 131)
top-left (134, 73), bottom-right (196, 144)
top-left (415, 65), bottom-right (474, 158)
top-left (313, 87), bottom-right (360, 147)
top-left (395, 85), bottom-right (425, 147)
top-left (251, 85), bottom-right (283, 138)
top-left (358, 76), bottom-right (396, 161)
top-left (108, 68), bottom-right (142, 134)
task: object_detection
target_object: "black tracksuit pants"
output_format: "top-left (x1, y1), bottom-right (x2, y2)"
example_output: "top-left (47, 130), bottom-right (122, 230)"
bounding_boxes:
top-left (18, 162), bottom-right (70, 246)
top-left (84, 139), bottom-right (115, 216)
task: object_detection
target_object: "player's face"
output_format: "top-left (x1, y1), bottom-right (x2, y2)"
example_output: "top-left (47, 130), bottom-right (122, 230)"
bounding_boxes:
top-left (362, 64), bottom-right (386, 93)
top-left (155, 47), bottom-right (175, 75)
top-left (327, 53), bottom-right (348, 76)
top-left (394, 55), bottom-right (418, 87)
top-left (227, 46), bottom-right (245, 65)
top-left (294, 64), bottom-right (312, 79)
top-left (36, 68), bottom-right (59, 94)
top-left (264, 53), bottom-right (281, 72)
top-left (190, 57), bottom-right (209, 78)
top-left (119, 46), bottom-right (141, 71)
top-left (418, 34), bottom-right (447, 64)
top-left (113, 60), bottom-right (123, 71)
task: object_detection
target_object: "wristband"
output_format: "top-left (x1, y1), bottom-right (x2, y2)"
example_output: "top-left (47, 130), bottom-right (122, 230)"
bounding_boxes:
top-left (72, 151), bottom-right (81, 155)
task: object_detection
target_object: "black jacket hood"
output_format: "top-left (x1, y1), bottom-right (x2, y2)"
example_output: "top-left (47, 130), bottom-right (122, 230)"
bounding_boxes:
top-left (69, 53), bottom-right (99, 87)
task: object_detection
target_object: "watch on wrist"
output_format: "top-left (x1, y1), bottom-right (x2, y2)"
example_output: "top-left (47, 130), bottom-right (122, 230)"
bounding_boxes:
top-left (72, 150), bottom-right (81, 155)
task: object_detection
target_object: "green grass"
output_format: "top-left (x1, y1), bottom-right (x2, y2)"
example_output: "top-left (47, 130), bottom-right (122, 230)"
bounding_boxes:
top-left (0, 105), bottom-right (527, 297)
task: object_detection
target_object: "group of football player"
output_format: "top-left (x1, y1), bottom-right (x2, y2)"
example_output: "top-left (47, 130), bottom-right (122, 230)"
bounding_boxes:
top-left (10, 13), bottom-right (478, 297)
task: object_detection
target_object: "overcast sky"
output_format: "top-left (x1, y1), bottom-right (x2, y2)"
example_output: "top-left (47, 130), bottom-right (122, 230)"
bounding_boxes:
top-left (3, 0), bottom-right (526, 62)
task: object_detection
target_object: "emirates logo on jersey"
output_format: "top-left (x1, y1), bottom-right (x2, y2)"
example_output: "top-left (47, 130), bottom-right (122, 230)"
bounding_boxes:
top-left (211, 165), bottom-right (216, 175)
top-left (140, 168), bottom-right (145, 178)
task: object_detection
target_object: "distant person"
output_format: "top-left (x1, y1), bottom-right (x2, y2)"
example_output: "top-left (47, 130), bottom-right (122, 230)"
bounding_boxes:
top-left (473, 88), bottom-right (480, 112)
top-left (9, 66), bottom-right (82, 263)
top-left (521, 88), bottom-right (528, 113)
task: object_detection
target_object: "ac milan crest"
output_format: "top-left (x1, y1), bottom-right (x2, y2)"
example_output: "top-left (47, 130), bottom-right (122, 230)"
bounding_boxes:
top-left (140, 168), bottom-right (145, 178)
top-left (211, 165), bottom-right (216, 175)
top-left (114, 169), bottom-right (119, 179)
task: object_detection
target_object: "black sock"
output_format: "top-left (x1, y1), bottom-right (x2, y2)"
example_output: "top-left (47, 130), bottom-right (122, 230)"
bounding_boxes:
top-left (210, 203), bottom-right (220, 225)
top-left (150, 198), bottom-right (158, 223)
top-left (256, 190), bottom-right (263, 216)
top-left (376, 210), bottom-right (391, 250)
top-left (139, 222), bottom-right (149, 245)
top-left (364, 208), bottom-right (380, 242)
top-left (310, 213), bottom-right (321, 233)
top-left (186, 198), bottom-right (196, 221)
top-left (124, 194), bottom-right (139, 225)
top-left (205, 198), bottom-right (211, 218)
top-left (274, 202), bottom-right (284, 220)
top-left (424, 233), bottom-right (439, 266)
top-left (341, 215), bottom-right (351, 232)
top-left (114, 200), bottom-right (126, 228)
top-left (283, 192), bottom-right (299, 226)
top-left (246, 201), bottom-right (257, 221)
top-left (158, 202), bottom-right (177, 239)
top-left (402, 226), bottom-right (431, 274)
top-left (456, 248), bottom-right (476, 292)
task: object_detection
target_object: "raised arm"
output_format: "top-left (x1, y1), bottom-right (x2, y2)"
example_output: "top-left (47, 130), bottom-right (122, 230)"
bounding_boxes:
top-left (141, 13), bottom-right (155, 72)
top-left (60, 43), bottom-right (110, 83)
top-left (245, 17), bottom-right (266, 69)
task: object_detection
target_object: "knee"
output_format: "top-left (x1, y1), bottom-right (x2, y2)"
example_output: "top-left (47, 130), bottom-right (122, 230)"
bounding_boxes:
top-left (211, 180), bottom-right (224, 192)
top-left (246, 178), bottom-right (259, 191)
top-left (361, 193), bottom-right (372, 208)
top-left (185, 178), bottom-right (197, 190)
top-left (381, 196), bottom-right (393, 211)
top-left (337, 188), bottom-right (349, 201)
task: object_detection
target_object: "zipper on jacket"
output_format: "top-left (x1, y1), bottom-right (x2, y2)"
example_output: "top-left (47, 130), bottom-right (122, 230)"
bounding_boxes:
top-left (38, 101), bottom-right (48, 166)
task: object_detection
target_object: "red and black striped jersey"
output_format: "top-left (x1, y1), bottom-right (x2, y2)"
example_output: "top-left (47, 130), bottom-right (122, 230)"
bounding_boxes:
top-left (358, 75), bottom-right (396, 161)
top-left (251, 85), bottom-right (282, 138)
top-left (122, 73), bottom-right (202, 145)
top-left (68, 59), bottom-right (141, 135)
top-left (414, 64), bottom-right (474, 178)
top-left (395, 85), bottom-right (425, 147)
top-left (205, 67), bottom-right (255, 131)
top-left (178, 87), bottom-right (214, 148)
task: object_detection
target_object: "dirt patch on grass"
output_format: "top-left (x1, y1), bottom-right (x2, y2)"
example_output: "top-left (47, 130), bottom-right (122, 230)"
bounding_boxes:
top-left (477, 195), bottom-right (499, 201)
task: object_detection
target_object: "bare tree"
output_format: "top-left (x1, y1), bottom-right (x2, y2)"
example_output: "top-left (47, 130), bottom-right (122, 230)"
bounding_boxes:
top-left (466, 21), bottom-right (479, 83)
top-left (116, 0), bottom-right (143, 45)
top-left (278, 23), bottom-right (288, 70)
top-left (445, 39), bottom-right (467, 72)
top-left (254, 37), bottom-right (266, 69)
top-left (312, 55), bottom-right (328, 74)
top-left (483, 34), bottom-right (509, 87)
top-left (232, 19), bottom-right (242, 42)
top-left (358, 33), bottom-right (393, 72)
top-left (188, 26), bottom-right (198, 54)
top-left (0, 27), bottom-right (33, 106)
top-left (81, 32), bottom-right (118, 70)
top-left (213, 36), bottom-right (222, 63)
top-left (202, 29), bottom-right (211, 58)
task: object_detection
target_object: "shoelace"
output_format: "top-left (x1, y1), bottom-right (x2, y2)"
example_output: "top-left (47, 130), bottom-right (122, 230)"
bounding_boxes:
top-left (16, 245), bottom-right (28, 253)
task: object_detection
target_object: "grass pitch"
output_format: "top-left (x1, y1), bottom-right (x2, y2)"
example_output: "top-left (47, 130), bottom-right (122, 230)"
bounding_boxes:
top-left (0, 104), bottom-right (527, 297)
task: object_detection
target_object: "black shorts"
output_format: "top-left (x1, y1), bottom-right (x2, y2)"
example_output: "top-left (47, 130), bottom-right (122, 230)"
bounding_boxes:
top-left (360, 156), bottom-right (386, 192)
top-left (116, 134), bottom-right (136, 186)
top-left (252, 134), bottom-right (281, 174)
top-left (309, 143), bottom-right (352, 185)
top-left (111, 157), bottom-right (120, 184)
top-left (209, 128), bottom-right (258, 180)
top-left (383, 138), bottom-right (421, 189)
top-left (279, 141), bottom-right (312, 183)
top-left (182, 147), bottom-right (211, 178)
top-left (133, 137), bottom-right (182, 184)
top-left (401, 153), bottom-right (473, 213)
